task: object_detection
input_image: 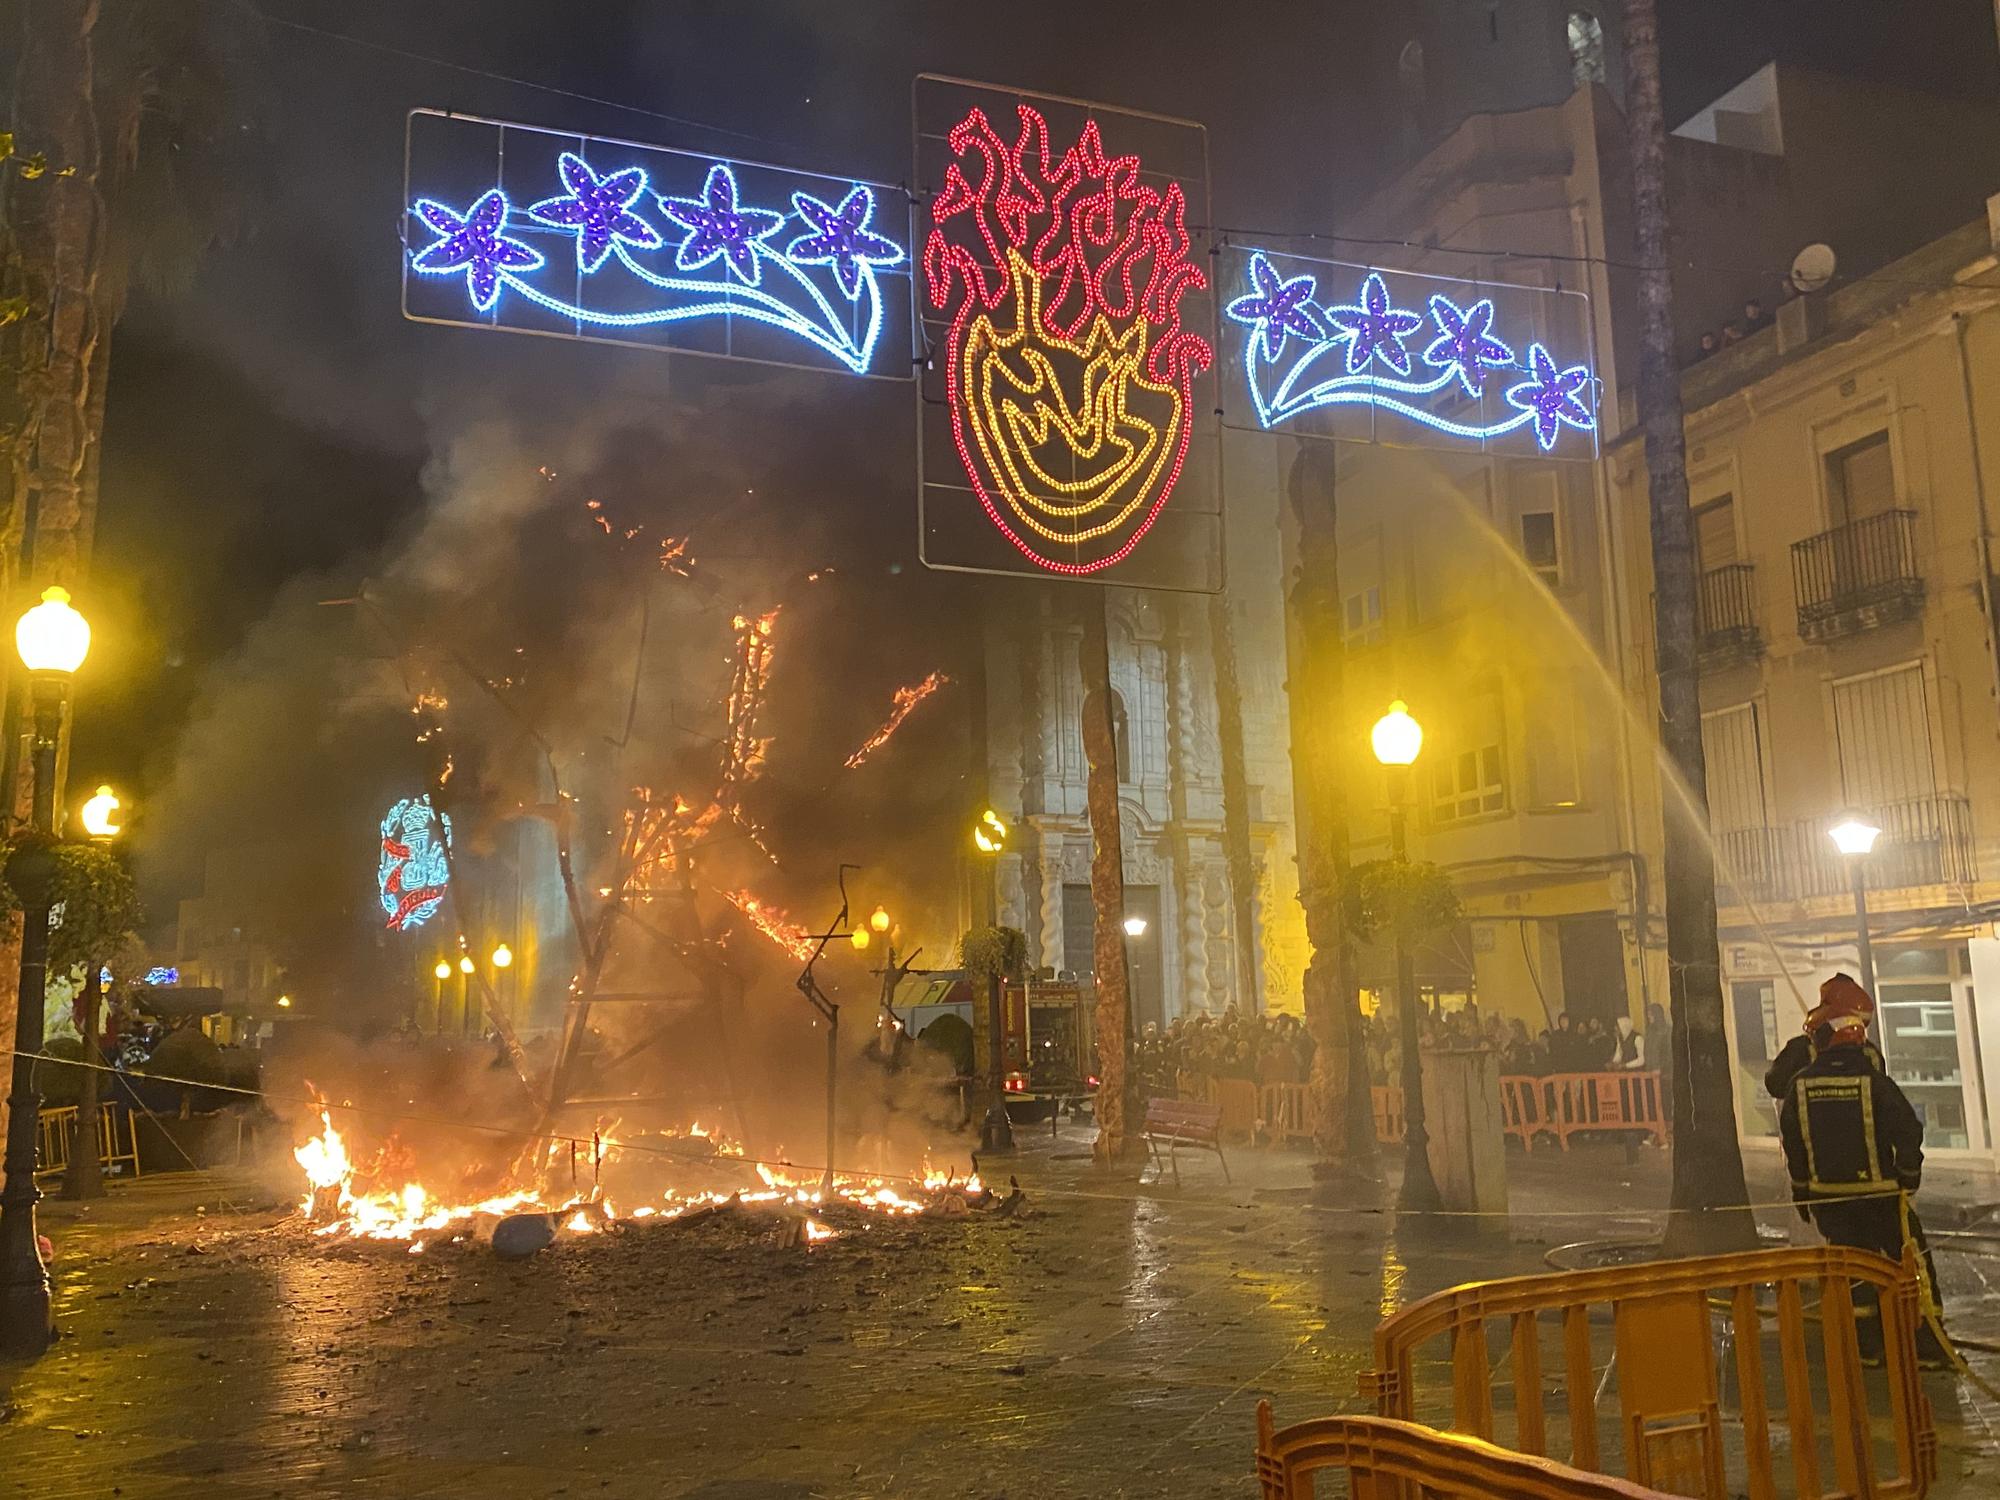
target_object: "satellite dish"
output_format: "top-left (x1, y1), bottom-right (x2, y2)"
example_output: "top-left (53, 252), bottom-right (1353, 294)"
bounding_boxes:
top-left (1789, 242), bottom-right (1837, 294)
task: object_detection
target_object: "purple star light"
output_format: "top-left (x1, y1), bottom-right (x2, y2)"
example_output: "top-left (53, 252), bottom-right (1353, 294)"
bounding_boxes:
top-left (662, 164), bottom-right (785, 286)
top-left (1326, 272), bottom-right (1425, 376)
top-left (410, 190), bottom-right (543, 313)
top-left (1226, 254), bottom-right (1329, 362)
top-left (786, 185), bottom-right (902, 298)
top-left (529, 152), bottom-right (665, 272)
top-left (1423, 295), bottom-right (1514, 396)
top-left (1506, 343), bottom-right (1596, 450)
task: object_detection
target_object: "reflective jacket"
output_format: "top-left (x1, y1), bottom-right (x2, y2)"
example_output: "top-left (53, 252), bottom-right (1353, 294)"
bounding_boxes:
top-left (1778, 1043), bottom-right (1924, 1200)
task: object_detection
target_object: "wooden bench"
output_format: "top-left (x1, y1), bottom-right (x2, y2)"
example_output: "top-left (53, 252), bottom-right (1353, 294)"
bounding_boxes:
top-left (1142, 1097), bottom-right (1228, 1185)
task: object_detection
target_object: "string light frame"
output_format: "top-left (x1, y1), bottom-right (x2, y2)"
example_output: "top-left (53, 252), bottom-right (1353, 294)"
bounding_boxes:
top-left (379, 795), bottom-right (453, 934)
top-left (914, 78), bottom-right (1224, 592)
top-left (402, 109), bottom-right (915, 381)
top-left (1222, 246), bottom-right (1601, 457)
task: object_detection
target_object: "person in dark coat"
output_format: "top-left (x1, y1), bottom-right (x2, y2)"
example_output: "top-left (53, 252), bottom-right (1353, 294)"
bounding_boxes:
top-left (1778, 974), bottom-right (1946, 1365)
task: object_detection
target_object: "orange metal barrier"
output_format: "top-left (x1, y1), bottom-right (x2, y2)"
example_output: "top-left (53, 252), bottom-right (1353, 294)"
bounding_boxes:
top-left (1373, 1084), bottom-right (1405, 1144)
top-left (1364, 1244), bottom-right (1936, 1500)
top-left (1256, 1406), bottom-right (1679, 1500)
top-left (36, 1104), bottom-right (142, 1182)
top-left (1258, 1081), bottom-right (1315, 1146)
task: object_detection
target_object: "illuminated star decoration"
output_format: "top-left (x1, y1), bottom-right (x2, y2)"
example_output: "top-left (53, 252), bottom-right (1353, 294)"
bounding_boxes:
top-left (1506, 343), bottom-right (1596, 451)
top-left (1225, 254), bottom-right (1327, 361)
top-left (1326, 271), bottom-right (1425, 376)
top-left (410, 190), bottom-right (544, 312)
top-left (1423, 294), bottom-right (1514, 396)
top-left (786, 185), bottom-right (903, 299)
top-left (661, 164), bottom-right (785, 286)
top-left (528, 152), bottom-right (665, 272)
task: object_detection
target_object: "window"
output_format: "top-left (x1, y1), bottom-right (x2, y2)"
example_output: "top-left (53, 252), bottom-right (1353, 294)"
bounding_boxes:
top-left (1397, 40), bottom-right (1425, 147)
top-left (1109, 689), bottom-right (1132, 783)
top-left (1825, 430), bottom-right (1894, 527)
top-left (1343, 586), bottom-right (1383, 647)
top-left (1431, 689), bottom-right (1507, 822)
top-left (1520, 510), bottom-right (1560, 588)
top-left (1832, 663), bottom-right (1934, 807)
top-left (1693, 495), bottom-right (1737, 574)
top-left (1526, 680), bottom-right (1581, 808)
top-left (1567, 11), bottom-right (1606, 86)
top-left (1701, 703), bottom-right (1767, 834)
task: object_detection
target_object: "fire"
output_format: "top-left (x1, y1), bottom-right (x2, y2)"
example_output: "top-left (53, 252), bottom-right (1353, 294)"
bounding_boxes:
top-left (843, 671), bottom-right (951, 768)
top-left (804, 1219), bottom-right (838, 1243)
top-left (292, 1111), bottom-right (987, 1248)
top-left (722, 890), bottom-right (816, 962)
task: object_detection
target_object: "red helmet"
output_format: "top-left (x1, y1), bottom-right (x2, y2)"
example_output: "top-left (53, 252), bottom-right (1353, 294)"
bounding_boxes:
top-left (1806, 972), bottom-right (1873, 1035)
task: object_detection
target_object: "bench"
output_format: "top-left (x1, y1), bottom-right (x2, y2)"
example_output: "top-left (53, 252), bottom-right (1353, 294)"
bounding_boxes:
top-left (1142, 1097), bottom-right (1228, 1185)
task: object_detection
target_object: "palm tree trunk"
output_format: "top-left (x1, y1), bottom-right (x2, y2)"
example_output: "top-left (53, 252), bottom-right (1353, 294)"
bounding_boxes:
top-left (1208, 591), bottom-right (1262, 1010)
top-left (62, 963), bottom-right (103, 1199)
top-left (1621, 0), bottom-right (1755, 1253)
top-left (1080, 591), bottom-right (1138, 1163)
top-left (1285, 445), bottom-right (1376, 1171)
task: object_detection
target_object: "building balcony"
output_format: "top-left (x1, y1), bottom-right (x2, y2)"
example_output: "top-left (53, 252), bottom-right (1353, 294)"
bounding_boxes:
top-left (1696, 562), bottom-right (1762, 665)
top-left (1790, 509), bottom-right (1924, 642)
top-left (1716, 794), bottom-right (1975, 905)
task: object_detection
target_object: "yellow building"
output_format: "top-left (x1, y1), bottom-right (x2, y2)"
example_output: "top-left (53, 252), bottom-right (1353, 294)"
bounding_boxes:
top-left (1613, 206), bottom-right (2000, 1163)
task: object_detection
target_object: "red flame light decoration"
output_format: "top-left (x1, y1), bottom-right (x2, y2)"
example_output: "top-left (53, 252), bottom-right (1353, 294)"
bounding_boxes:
top-left (924, 106), bottom-right (1213, 575)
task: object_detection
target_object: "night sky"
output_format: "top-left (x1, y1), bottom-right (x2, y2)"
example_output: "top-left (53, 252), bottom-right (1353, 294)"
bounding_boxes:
top-left (76, 0), bottom-right (2000, 934)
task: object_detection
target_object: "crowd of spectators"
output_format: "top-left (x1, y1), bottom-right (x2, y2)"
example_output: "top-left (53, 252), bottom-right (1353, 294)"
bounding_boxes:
top-left (1141, 999), bottom-right (1672, 1090)
top-left (1137, 1007), bottom-right (1315, 1088)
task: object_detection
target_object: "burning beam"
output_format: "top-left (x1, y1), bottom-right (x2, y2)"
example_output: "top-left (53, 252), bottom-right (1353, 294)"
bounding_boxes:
top-left (843, 671), bottom-right (950, 769)
top-left (721, 889), bottom-right (816, 962)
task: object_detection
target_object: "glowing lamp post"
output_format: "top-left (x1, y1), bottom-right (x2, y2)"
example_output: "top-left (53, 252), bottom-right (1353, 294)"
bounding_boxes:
top-left (1372, 699), bottom-right (1443, 1217)
top-left (77, 785), bottom-right (123, 840)
top-left (2, 586), bottom-right (90, 1357)
top-left (1829, 816), bottom-right (1883, 1000)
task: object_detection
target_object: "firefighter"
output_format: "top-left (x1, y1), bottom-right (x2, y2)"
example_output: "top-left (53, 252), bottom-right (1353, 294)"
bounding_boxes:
top-left (1779, 973), bottom-right (1947, 1366)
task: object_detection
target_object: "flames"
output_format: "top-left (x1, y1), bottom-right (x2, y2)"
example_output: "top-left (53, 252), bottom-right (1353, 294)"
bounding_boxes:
top-left (924, 105), bottom-right (1212, 575)
top-left (721, 889), bottom-right (817, 962)
top-left (843, 670), bottom-right (951, 768)
top-left (292, 1108), bottom-right (984, 1250)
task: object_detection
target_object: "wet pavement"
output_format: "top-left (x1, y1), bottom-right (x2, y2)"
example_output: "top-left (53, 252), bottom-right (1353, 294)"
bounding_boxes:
top-left (3, 1130), bottom-right (1998, 1498)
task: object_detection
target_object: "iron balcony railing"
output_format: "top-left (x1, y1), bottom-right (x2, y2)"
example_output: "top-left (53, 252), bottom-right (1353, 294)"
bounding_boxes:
top-left (1696, 561), bottom-right (1761, 661)
top-left (1791, 509), bottom-right (1924, 640)
top-left (1717, 794), bottom-right (1975, 904)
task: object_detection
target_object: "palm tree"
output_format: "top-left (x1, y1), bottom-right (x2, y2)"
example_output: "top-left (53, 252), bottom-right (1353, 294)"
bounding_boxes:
top-left (1620, 0), bottom-right (1755, 1252)
top-left (1284, 444), bottom-right (1377, 1174)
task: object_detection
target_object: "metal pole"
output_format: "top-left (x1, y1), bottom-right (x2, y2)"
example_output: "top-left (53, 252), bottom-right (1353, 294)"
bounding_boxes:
top-left (822, 1004), bottom-right (838, 1197)
top-left (1852, 858), bottom-right (1877, 999)
top-left (1390, 769), bottom-right (1442, 1215)
top-left (1, 677), bottom-right (65, 1357)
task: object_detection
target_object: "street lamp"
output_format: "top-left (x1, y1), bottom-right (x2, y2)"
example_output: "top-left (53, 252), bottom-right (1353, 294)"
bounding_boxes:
top-left (1829, 815), bottom-right (1883, 999)
top-left (490, 943), bottom-right (513, 969)
top-left (2, 585), bottom-right (90, 1357)
top-left (1372, 699), bottom-right (1443, 1216)
top-left (77, 785), bottom-right (124, 840)
top-left (868, 905), bottom-right (891, 934)
top-left (1122, 914), bottom-right (1149, 937)
top-left (973, 808), bottom-right (1008, 854)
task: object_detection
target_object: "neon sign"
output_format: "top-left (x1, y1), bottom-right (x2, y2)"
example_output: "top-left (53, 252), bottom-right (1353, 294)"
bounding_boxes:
top-left (921, 104), bottom-right (1214, 576)
top-left (379, 796), bottom-right (451, 934)
top-left (402, 112), bottom-right (909, 378)
top-left (1226, 250), bottom-right (1598, 453)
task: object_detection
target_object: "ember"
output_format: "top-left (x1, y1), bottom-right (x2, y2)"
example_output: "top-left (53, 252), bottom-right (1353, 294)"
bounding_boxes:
top-left (843, 670), bottom-right (950, 768)
top-left (721, 889), bottom-right (817, 961)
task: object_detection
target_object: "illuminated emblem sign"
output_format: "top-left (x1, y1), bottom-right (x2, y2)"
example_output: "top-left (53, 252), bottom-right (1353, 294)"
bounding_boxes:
top-left (379, 796), bottom-right (452, 933)
top-left (916, 81), bottom-right (1222, 591)
top-left (402, 110), bottom-right (912, 379)
top-left (1223, 248), bottom-right (1599, 457)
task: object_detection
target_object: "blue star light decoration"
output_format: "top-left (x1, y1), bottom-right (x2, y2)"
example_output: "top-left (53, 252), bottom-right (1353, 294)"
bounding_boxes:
top-left (786, 186), bottom-right (901, 298)
top-left (1225, 256), bottom-right (1327, 362)
top-left (1226, 252), bottom-right (1598, 452)
top-left (1326, 272), bottom-right (1425, 376)
top-left (530, 153), bottom-right (664, 272)
top-left (410, 190), bottom-right (544, 313)
top-left (406, 153), bottom-right (906, 375)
